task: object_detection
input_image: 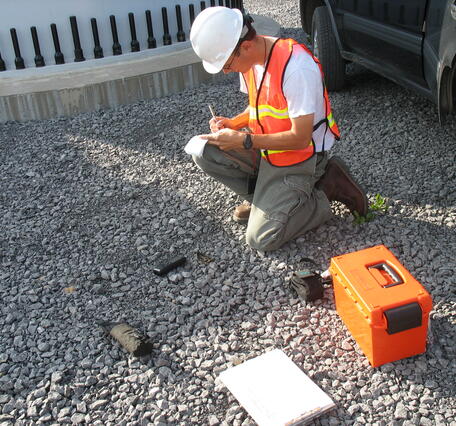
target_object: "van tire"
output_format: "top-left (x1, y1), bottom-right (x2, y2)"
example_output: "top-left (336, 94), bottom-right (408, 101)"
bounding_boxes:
top-left (311, 6), bottom-right (345, 91)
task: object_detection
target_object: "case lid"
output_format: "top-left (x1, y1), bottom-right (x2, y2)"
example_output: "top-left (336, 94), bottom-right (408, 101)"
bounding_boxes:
top-left (330, 245), bottom-right (433, 328)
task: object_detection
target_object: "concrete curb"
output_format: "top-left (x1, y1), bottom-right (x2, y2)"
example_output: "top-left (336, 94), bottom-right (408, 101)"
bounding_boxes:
top-left (0, 15), bottom-right (280, 122)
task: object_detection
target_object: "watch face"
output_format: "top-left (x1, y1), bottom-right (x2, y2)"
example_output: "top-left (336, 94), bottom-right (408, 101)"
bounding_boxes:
top-left (244, 134), bottom-right (252, 149)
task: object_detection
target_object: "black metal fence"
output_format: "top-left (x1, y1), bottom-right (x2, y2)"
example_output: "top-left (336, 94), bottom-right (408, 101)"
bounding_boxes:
top-left (0, 0), bottom-right (244, 72)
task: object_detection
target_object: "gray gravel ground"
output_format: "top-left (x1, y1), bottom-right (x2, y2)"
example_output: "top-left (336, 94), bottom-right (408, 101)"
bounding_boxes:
top-left (1, 1), bottom-right (456, 425)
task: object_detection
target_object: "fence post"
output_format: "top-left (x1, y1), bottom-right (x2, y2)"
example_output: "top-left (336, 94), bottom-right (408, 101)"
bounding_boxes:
top-left (175, 5), bottom-right (186, 42)
top-left (91, 18), bottom-right (104, 59)
top-left (31, 26), bottom-right (45, 67)
top-left (50, 23), bottom-right (65, 64)
top-left (0, 49), bottom-right (5, 71)
top-left (10, 28), bottom-right (25, 69)
top-left (162, 7), bottom-right (172, 46)
top-left (69, 16), bottom-right (85, 62)
top-left (110, 15), bottom-right (122, 55)
top-left (145, 10), bottom-right (157, 49)
top-left (129, 13), bottom-right (140, 52)
top-left (189, 4), bottom-right (196, 26)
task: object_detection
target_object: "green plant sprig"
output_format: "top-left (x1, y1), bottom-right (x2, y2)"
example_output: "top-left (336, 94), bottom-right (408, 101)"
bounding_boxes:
top-left (353, 194), bottom-right (388, 224)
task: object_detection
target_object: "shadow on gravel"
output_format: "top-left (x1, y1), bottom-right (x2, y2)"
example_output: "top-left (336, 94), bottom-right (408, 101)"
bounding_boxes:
top-left (61, 76), bottom-right (243, 165)
top-left (329, 64), bottom-right (456, 212)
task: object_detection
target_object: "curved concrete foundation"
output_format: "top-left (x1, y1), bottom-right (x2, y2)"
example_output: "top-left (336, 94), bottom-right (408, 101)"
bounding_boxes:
top-left (0, 15), bottom-right (280, 122)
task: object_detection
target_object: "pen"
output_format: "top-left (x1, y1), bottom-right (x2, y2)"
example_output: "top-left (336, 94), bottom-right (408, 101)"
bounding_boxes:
top-left (208, 104), bottom-right (216, 120)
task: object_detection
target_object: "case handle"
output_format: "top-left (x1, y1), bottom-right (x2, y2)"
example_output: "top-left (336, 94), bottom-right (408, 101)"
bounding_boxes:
top-left (368, 262), bottom-right (403, 288)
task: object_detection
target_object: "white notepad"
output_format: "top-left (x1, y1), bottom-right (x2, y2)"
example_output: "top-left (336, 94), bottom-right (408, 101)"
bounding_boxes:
top-left (219, 349), bottom-right (335, 426)
top-left (184, 135), bottom-right (208, 157)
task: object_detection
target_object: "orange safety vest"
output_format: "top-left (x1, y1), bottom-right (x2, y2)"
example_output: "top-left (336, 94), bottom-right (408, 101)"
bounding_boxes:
top-left (242, 38), bottom-right (340, 167)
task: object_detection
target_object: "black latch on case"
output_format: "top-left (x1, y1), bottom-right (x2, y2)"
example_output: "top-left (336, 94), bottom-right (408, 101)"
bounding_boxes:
top-left (384, 302), bottom-right (422, 334)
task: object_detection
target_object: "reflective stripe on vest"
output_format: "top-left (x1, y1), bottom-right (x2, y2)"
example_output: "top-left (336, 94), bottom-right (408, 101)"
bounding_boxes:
top-left (259, 142), bottom-right (315, 166)
top-left (250, 105), bottom-right (289, 121)
top-left (327, 112), bottom-right (336, 128)
top-left (242, 38), bottom-right (340, 167)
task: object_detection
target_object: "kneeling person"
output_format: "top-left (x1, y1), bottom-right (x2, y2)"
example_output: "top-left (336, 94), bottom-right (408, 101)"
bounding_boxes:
top-left (190, 7), bottom-right (367, 251)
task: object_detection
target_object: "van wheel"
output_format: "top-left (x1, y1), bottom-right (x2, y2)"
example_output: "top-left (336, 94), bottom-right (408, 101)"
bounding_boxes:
top-left (438, 64), bottom-right (455, 123)
top-left (311, 6), bottom-right (345, 91)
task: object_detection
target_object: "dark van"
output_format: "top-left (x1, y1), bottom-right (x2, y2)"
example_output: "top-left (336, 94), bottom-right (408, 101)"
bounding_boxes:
top-left (300, 0), bottom-right (456, 122)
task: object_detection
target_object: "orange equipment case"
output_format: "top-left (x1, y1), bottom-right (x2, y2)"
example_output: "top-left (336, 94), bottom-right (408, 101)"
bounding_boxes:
top-left (330, 245), bottom-right (432, 367)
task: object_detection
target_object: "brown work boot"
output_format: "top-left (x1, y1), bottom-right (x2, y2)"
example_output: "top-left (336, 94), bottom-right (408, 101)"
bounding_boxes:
top-left (317, 156), bottom-right (368, 216)
top-left (233, 201), bottom-right (251, 224)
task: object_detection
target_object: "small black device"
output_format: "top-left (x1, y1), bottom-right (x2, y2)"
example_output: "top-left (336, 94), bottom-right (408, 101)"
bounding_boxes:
top-left (289, 270), bottom-right (325, 302)
top-left (153, 256), bottom-right (186, 276)
top-left (243, 133), bottom-right (253, 150)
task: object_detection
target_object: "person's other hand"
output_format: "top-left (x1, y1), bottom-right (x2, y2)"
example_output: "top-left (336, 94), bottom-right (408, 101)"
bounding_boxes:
top-left (209, 116), bottom-right (234, 133)
top-left (200, 128), bottom-right (245, 151)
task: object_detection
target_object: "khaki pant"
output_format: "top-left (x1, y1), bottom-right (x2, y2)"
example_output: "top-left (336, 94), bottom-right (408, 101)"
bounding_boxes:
top-left (193, 145), bottom-right (333, 251)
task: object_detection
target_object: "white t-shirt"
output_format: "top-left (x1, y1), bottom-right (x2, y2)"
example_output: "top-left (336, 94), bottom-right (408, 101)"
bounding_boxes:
top-left (240, 43), bottom-right (335, 152)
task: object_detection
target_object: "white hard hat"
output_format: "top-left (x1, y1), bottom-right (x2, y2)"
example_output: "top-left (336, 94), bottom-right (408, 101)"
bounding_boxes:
top-left (190, 6), bottom-right (244, 74)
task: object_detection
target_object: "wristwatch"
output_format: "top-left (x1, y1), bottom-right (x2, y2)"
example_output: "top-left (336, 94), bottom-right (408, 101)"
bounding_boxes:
top-left (243, 133), bottom-right (253, 150)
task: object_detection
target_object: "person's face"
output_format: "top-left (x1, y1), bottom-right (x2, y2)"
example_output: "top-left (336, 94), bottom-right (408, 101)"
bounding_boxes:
top-left (222, 41), bottom-right (250, 74)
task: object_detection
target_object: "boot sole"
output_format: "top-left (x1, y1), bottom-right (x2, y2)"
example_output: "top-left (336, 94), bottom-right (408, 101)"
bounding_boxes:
top-left (328, 156), bottom-right (369, 216)
top-left (232, 214), bottom-right (249, 224)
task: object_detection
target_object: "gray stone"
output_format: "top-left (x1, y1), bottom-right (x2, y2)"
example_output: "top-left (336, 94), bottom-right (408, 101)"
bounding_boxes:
top-left (394, 403), bottom-right (408, 420)
top-left (47, 392), bottom-right (62, 402)
top-left (342, 341), bottom-right (353, 351)
top-left (71, 413), bottom-right (86, 424)
top-left (158, 367), bottom-right (173, 378)
top-left (89, 400), bottom-right (108, 410)
top-left (156, 400), bottom-right (168, 410)
top-left (347, 404), bottom-right (360, 416)
top-left (26, 406), bottom-right (38, 417)
top-left (208, 414), bottom-right (220, 425)
top-left (76, 402), bottom-right (87, 414)
top-left (58, 407), bottom-right (72, 418)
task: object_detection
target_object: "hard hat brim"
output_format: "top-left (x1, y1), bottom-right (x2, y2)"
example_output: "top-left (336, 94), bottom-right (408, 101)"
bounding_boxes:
top-left (202, 59), bottom-right (226, 74)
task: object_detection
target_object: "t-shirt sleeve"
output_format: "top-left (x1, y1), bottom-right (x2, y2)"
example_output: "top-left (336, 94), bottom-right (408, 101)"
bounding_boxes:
top-left (283, 57), bottom-right (321, 119)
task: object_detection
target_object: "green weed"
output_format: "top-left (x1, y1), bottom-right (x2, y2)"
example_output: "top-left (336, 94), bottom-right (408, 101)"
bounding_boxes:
top-left (353, 194), bottom-right (389, 224)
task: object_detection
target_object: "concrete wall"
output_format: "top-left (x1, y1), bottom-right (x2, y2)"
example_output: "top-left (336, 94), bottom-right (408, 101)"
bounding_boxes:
top-left (0, 44), bottom-right (218, 121)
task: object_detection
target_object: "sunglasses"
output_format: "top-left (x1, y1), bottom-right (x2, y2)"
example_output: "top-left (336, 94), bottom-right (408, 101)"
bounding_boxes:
top-left (223, 41), bottom-right (243, 71)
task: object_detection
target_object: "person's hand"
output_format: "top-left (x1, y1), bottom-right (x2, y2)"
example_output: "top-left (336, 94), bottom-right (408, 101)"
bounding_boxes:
top-left (209, 116), bottom-right (234, 133)
top-left (200, 128), bottom-right (245, 151)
